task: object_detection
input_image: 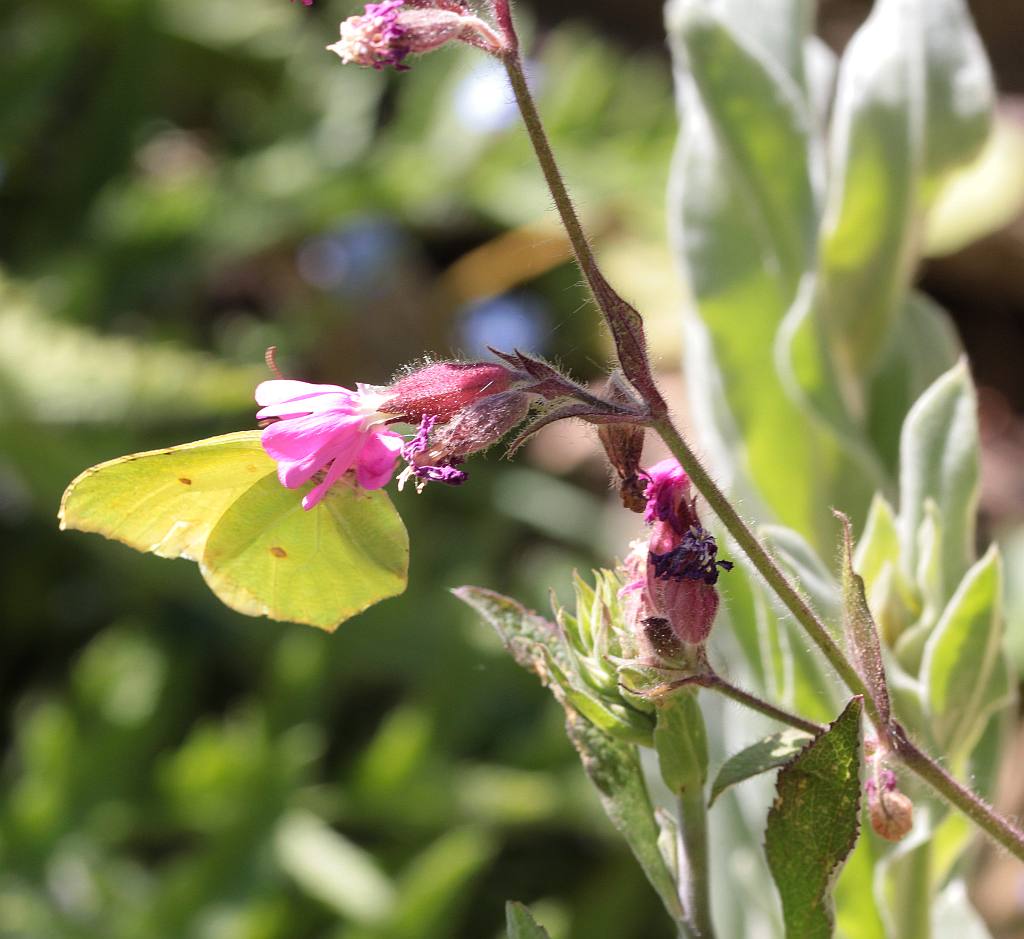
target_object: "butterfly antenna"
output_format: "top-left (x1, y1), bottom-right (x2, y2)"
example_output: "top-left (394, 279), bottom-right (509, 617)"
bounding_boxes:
top-left (265, 346), bottom-right (284, 379)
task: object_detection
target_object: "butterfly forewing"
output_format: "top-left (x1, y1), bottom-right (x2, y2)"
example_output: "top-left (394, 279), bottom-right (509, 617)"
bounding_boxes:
top-left (59, 431), bottom-right (272, 562)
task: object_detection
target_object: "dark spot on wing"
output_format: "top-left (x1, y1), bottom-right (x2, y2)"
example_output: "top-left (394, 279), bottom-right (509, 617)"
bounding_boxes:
top-left (270, 546), bottom-right (287, 558)
top-left (179, 477), bottom-right (192, 485)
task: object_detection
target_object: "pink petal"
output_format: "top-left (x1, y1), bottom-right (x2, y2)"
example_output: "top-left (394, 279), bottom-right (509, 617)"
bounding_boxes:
top-left (256, 395), bottom-right (353, 420)
top-left (255, 379), bottom-right (351, 407)
top-left (260, 412), bottom-right (361, 462)
top-left (302, 455), bottom-right (350, 510)
top-left (355, 430), bottom-right (403, 489)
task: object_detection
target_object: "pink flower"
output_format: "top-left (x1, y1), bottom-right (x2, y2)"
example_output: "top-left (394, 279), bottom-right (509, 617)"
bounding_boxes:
top-left (621, 458), bottom-right (733, 648)
top-left (256, 380), bottom-right (404, 510)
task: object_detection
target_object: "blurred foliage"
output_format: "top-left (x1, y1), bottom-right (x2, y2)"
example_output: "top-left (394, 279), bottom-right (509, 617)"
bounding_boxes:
top-left (0, 2), bottom-right (684, 937)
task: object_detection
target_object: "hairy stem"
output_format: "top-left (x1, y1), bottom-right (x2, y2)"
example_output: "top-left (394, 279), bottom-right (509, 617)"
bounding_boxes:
top-left (677, 787), bottom-right (716, 939)
top-left (677, 674), bottom-right (823, 736)
top-left (895, 729), bottom-right (1024, 859)
top-left (493, 0), bottom-right (1024, 864)
top-left (496, 12), bottom-right (666, 415)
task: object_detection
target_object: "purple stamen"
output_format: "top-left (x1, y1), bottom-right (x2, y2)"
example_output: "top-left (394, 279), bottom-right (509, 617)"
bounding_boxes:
top-left (402, 414), bottom-right (436, 462)
top-left (412, 462), bottom-right (468, 486)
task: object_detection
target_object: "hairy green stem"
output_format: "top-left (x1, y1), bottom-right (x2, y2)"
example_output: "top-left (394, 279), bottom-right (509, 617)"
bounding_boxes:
top-left (895, 729), bottom-right (1024, 859)
top-left (498, 43), bottom-right (667, 415)
top-left (493, 0), bottom-right (1024, 864)
top-left (678, 787), bottom-right (716, 939)
top-left (679, 674), bottom-right (823, 736)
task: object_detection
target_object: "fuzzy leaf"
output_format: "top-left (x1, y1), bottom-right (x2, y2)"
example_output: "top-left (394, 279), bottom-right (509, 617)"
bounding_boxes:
top-left (670, 2), bottom-right (816, 288)
top-left (921, 546), bottom-right (1009, 758)
top-left (765, 697), bottom-right (863, 939)
top-left (898, 362), bottom-right (979, 598)
top-left (709, 729), bottom-right (812, 806)
top-left (853, 494), bottom-right (902, 595)
top-left (836, 512), bottom-right (891, 725)
top-left (564, 712), bottom-right (684, 923)
top-left (452, 586), bottom-right (570, 676)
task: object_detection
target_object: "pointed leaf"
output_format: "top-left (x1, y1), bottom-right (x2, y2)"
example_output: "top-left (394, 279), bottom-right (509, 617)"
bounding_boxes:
top-left (452, 586), bottom-right (569, 676)
top-left (853, 494), bottom-right (901, 591)
top-left (709, 729), bottom-right (812, 806)
top-left (275, 810), bottom-right (395, 923)
top-left (506, 902), bottom-right (552, 939)
top-left (765, 697), bottom-right (864, 939)
top-left (921, 546), bottom-right (1008, 757)
top-left (836, 512), bottom-right (891, 725)
top-left (898, 362), bottom-right (979, 595)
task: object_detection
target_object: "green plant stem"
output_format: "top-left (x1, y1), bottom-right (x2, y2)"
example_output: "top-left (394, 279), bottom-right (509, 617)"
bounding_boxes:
top-left (498, 45), bottom-right (667, 415)
top-left (680, 674), bottom-right (823, 736)
top-left (895, 729), bottom-right (1024, 859)
top-left (677, 787), bottom-right (716, 939)
top-left (494, 0), bottom-right (1024, 864)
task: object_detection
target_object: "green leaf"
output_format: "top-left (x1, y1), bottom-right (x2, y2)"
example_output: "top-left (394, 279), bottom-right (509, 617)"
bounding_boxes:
top-left (669, 1), bottom-right (816, 288)
top-left (898, 362), bottom-right (979, 596)
top-left (274, 809), bottom-right (395, 923)
top-left (563, 712), bottom-right (684, 924)
top-left (836, 512), bottom-right (891, 725)
top-left (812, 0), bottom-right (919, 376)
top-left (867, 290), bottom-right (962, 474)
top-left (506, 902), bottom-right (552, 939)
top-left (708, 729), bottom-right (812, 807)
top-left (668, 7), bottom-right (856, 553)
top-left (765, 697), bottom-right (863, 939)
top-left (832, 822), bottom-right (887, 939)
top-left (452, 586), bottom-right (569, 677)
top-left (921, 546), bottom-right (1010, 758)
top-left (916, 0), bottom-right (994, 195)
top-left (761, 524), bottom-right (841, 625)
top-left (59, 432), bottom-right (409, 630)
top-left (388, 827), bottom-right (497, 939)
top-left (454, 585), bottom-right (653, 744)
top-left (854, 494), bottom-right (901, 590)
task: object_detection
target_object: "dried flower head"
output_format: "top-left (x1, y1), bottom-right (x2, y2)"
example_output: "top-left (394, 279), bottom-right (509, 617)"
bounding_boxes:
top-left (327, 1), bottom-right (503, 71)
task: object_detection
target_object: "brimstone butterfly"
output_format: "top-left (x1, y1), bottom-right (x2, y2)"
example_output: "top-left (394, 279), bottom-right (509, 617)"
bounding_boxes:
top-left (58, 431), bottom-right (409, 630)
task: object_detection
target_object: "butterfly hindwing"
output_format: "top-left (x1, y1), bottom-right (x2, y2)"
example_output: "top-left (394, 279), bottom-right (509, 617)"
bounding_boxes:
top-left (59, 431), bottom-right (409, 630)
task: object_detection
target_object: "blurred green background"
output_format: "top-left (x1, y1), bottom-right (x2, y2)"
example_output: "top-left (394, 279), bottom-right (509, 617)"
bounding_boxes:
top-left (2, 1), bottom-right (1023, 937)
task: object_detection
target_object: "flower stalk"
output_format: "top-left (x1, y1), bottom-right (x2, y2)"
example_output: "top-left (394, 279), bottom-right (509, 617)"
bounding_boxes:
top-left (493, 0), bottom-right (1024, 862)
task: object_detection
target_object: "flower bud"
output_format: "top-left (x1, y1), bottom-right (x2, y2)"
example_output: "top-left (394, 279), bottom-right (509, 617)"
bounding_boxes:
top-left (327, 1), bottom-right (503, 72)
top-left (431, 390), bottom-right (530, 458)
top-left (867, 771), bottom-right (914, 842)
top-left (383, 361), bottom-right (517, 423)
